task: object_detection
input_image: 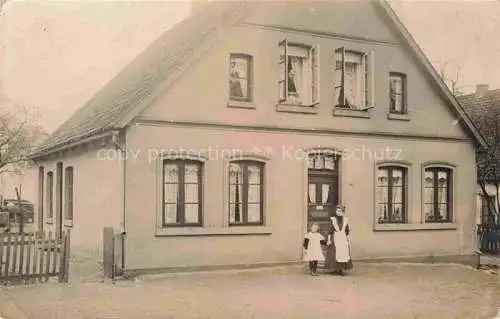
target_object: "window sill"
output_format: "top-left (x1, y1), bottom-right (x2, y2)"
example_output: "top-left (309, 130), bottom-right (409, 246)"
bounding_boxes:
top-left (155, 226), bottom-right (273, 237)
top-left (387, 112), bottom-right (410, 121)
top-left (276, 103), bottom-right (318, 114)
top-left (227, 100), bottom-right (256, 109)
top-left (374, 223), bottom-right (457, 231)
top-left (333, 107), bottom-right (371, 119)
top-left (64, 220), bottom-right (73, 228)
top-left (45, 218), bottom-right (53, 225)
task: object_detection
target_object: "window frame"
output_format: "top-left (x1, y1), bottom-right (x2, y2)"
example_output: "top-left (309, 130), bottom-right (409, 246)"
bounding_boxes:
top-left (480, 194), bottom-right (497, 225)
top-left (64, 166), bottom-right (74, 223)
top-left (278, 39), bottom-right (319, 107)
top-left (38, 166), bottom-right (44, 229)
top-left (162, 159), bottom-right (203, 228)
top-left (228, 160), bottom-right (265, 226)
top-left (423, 166), bottom-right (454, 223)
top-left (376, 165), bottom-right (408, 224)
top-left (389, 72), bottom-right (407, 114)
top-left (45, 171), bottom-right (54, 223)
top-left (228, 53), bottom-right (253, 102)
top-left (334, 47), bottom-right (369, 109)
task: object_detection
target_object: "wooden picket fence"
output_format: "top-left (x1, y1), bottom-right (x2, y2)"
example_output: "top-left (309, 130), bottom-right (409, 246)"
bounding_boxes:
top-left (0, 230), bottom-right (70, 284)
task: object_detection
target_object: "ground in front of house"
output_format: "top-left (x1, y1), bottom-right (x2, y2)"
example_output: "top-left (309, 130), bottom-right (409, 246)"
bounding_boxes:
top-left (0, 263), bottom-right (499, 319)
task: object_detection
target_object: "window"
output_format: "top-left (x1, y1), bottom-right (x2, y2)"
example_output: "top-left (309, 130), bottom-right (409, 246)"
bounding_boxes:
top-left (307, 153), bottom-right (339, 171)
top-left (163, 160), bottom-right (203, 227)
top-left (376, 166), bottom-right (407, 224)
top-left (279, 40), bottom-right (319, 106)
top-left (46, 172), bottom-right (53, 219)
top-left (229, 161), bottom-right (264, 225)
top-left (64, 167), bottom-right (74, 221)
top-left (38, 166), bottom-right (44, 228)
top-left (334, 47), bottom-right (372, 109)
top-left (389, 73), bottom-right (407, 114)
top-left (229, 54), bottom-right (252, 101)
top-left (424, 167), bottom-right (453, 223)
top-left (480, 195), bottom-right (496, 225)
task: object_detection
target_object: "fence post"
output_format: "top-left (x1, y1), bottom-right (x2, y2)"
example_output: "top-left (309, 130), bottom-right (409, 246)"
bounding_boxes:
top-left (58, 229), bottom-right (70, 283)
top-left (63, 229), bottom-right (70, 283)
top-left (103, 227), bottom-right (115, 279)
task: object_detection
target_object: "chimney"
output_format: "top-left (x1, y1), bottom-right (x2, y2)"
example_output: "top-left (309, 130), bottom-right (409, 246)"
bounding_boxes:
top-left (476, 84), bottom-right (489, 97)
top-left (190, 0), bottom-right (212, 16)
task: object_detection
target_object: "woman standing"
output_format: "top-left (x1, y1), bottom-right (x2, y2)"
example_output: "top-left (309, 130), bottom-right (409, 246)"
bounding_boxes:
top-left (325, 205), bottom-right (353, 275)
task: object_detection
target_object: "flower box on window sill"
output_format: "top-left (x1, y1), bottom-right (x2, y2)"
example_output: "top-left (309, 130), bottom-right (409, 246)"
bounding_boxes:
top-left (333, 107), bottom-right (371, 119)
top-left (45, 217), bottom-right (53, 225)
top-left (155, 226), bottom-right (273, 237)
top-left (227, 100), bottom-right (256, 109)
top-left (64, 220), bottom-right (73, 228)
top-left (387, 112), bottom-right (410, 121)
top-left (374, 222), bottom-right (457, 232)
top-left (276, 103), bottom-right (318, 114)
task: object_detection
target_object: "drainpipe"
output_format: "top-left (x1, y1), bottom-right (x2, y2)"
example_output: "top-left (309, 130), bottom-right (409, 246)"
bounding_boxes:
top-left (111, 130), bottom-right (126, 270)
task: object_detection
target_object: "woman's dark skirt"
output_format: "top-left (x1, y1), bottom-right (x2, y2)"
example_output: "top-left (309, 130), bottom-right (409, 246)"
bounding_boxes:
top-left (325, 242), bottom-right (353, 272)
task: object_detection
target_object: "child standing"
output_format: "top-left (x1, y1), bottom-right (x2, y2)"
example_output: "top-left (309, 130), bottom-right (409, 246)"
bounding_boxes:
top-left (303, 223), bottom-right (326, 276)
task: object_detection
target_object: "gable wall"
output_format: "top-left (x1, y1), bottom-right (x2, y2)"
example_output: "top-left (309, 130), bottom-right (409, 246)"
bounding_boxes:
top-left (142, 2), bottom-right (470, 141)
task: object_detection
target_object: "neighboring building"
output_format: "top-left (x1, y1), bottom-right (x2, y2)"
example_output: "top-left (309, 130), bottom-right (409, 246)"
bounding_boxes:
top-left (458, 85), bottom-right (500, 226)
top-left (28, 0), bottom-right (487, 274)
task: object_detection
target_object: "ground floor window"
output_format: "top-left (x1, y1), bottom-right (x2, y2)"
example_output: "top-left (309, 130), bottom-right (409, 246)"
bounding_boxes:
top-left (376, 166), bottom-right (407, 224)
top-left (162, 159), bottom-right (203, 227)
top-left (424, 167), bottom-right (453, 223)
top-left (229, 161), bottom-right (264, 225)
top-left (480, 194), bottom-right (497, 225)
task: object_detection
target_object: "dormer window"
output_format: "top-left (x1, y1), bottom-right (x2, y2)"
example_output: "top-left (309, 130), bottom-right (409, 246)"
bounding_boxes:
top-left (278, 40), bottom-right (319, 106)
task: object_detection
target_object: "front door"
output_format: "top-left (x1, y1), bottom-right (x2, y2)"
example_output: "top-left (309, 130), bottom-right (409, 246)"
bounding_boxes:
top-left (306, 152), bottom-right (340, 238)
top-left (307, 174), bottom-right (338, 238)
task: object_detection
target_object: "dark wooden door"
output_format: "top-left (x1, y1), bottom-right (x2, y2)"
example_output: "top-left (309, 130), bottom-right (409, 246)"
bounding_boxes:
top-left (307, 174), bottom-right (339, 238)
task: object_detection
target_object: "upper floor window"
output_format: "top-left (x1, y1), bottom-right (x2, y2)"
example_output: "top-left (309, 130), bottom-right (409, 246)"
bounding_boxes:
top-left (163, 160), bottom-right (203, 227)
top-left (46, 171), bottom-right (54, 219)
top-left (334, 47), bottom-right (373, 110)
top-left (389, 72), bottom-right (407, 114)
top-left (279, 39), bottom-right (319, 106)
top-left (229, 54), bottom-right (252, 102)
top-left (376, 166), bottom-right (408, 224)
top-left (229, 161), bottom-right (264, 226)
top-left (64, 166), bottom-right (74, 221)
top-left (424, 167), bottom-right (453, 223)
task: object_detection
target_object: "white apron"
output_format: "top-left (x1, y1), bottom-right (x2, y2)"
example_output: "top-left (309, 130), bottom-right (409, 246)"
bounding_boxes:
top-left (332, 217), bottom-right (350, 263)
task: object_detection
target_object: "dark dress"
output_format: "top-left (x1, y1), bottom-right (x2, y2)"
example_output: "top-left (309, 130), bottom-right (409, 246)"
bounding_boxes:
top-left (325, 216), bottom-right (353, 272)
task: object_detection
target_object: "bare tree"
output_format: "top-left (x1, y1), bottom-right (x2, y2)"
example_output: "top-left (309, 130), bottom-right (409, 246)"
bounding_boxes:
top-left (0, 106), bottom-right (47, 174)
top-left (438, 60), bottom-right (463, 96)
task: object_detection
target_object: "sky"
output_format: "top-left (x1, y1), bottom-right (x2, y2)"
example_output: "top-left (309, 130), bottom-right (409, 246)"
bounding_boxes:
top-left (1, 0), bottom-right (500, 134)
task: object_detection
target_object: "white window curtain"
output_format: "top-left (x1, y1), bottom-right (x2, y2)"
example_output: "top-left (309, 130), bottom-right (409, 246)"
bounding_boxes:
top-left (288, 56), bottom-right (303, 98)
top-left (184, 164), bottom-right (199, 223)
top-left (344, 52), bottom-right (363, 108)
top-left (322, 184), bottom-right (330, 205)
top-left (308, 184), bottom-right (316, 204)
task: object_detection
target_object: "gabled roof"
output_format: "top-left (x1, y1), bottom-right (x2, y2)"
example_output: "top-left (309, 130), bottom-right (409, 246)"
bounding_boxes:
top-left (375, 0), bottom-right (487, 150)
top-left (29, 1), bottom-right (248, 158)
top-left (30, 0), bottom-right (487, 159)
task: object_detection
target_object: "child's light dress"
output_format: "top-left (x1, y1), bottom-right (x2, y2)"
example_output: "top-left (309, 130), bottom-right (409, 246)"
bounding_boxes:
top-left (303, 232), bottom-right (325, 261)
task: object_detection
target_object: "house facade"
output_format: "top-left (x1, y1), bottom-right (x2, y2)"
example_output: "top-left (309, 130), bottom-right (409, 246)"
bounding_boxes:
top-left (29, 0), bottom-right (486, 274)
